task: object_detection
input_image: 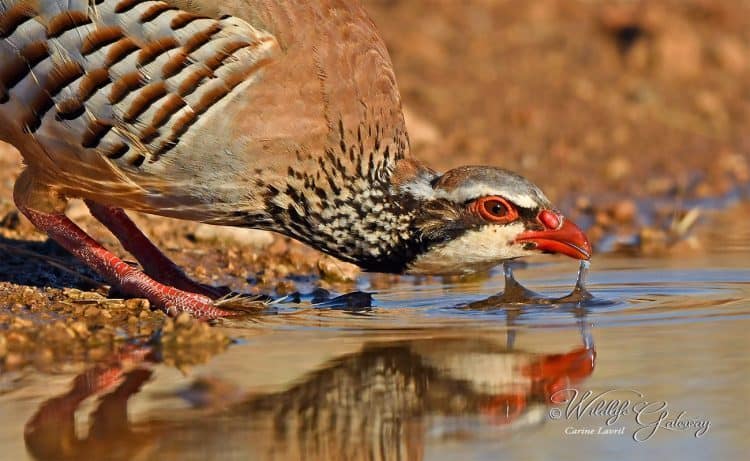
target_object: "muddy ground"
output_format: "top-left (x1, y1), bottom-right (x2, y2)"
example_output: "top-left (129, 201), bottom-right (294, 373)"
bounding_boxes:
top-left (2, 0), bottom-right (750, 369)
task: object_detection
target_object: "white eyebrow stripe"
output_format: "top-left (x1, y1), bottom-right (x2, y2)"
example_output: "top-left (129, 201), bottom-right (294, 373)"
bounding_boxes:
top-left (436, 185), bottom-right (542, 209)
top-left (398, 172), bottom-right (550, 209)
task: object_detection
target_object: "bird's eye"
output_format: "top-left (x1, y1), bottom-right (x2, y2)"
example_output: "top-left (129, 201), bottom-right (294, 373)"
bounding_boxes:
top-left (472, 196), bottom-right (519, 223)
top-left (484, 200), bottom-right (507, 217)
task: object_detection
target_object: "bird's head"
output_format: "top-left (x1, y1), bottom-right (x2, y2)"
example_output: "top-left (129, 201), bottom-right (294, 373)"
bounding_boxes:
top-left (400, 166), bottom-right (591, 275)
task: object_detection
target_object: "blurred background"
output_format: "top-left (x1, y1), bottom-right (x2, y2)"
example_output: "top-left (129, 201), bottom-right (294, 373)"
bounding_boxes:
top-left (2, 0), bottom-right (750, 257)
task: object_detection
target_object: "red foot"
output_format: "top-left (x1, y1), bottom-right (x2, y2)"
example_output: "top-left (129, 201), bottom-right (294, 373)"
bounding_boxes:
top-left (86, 201), bottom-right (229, 299)
top-left (18, 206), bottom-right (236, 319)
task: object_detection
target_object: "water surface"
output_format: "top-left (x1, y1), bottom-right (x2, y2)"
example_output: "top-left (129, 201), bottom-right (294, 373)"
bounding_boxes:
top-left (2, 217), bottom-right (749, 460)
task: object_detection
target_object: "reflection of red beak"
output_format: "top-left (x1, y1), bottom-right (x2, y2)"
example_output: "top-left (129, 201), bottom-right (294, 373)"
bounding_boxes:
top-left (516, 210), bottom-right (592, 260)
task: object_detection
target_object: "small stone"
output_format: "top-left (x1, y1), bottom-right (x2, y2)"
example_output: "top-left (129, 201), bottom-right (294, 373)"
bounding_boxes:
top-left (84, 306), bottom-right (100, 318)
top-left (175, 312), bottom-right (192, 326)
top-left (714, 37), bottom-right (746, 73)
top-left (0, 334), bottom-right (7, 358)
top-left (0, 210), bottom-right (20, 230)
top-left (6, 332), bottom-right (28, 347)
top-left (64, 288), bottom-right (83, 300)
top-left (605, 156), bottom-right (632, 181)
top-left (35, 348), bottom-right (54, 365)
top-left (695, 91), bottom-right (726, 120)
top-left (656, 22), bottom-right (702, 78)
top-left (719, 153), bottom-right (749, 182)
top-left (274, 264), bottom-right (291, 278)
top-left (88, 347), bottom-right (108, 362)
top-left (275, 280), bottom-right (297, 296)
top-left (317, 256), bottom-right (360, 282)
top-left (4, 353), bottom-right (23, 369)
top-left (575, 196), bottom-right (593, 212)
top-left (125, 298), bottom-right (149, 311)
top-left (646, 177), bottom-right (676, 195)
top-left (594, 210), bottom-right (612, 228)
top-left (69, 321), bottom-right (90, 338)
top-left (639, 227), bottom-right (668, 255)
top-left (79, 291), bottom-right (104, 301)
top-left (12, 316), bottom-right (32, 329)
top-left (46, 322), bottom-right (75, 341)
top-left (612, 200), bottom-right (637, 223)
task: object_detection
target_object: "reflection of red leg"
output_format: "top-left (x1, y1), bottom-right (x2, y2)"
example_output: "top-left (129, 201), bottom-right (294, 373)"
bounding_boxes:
top-left (86, 201), bottom-right (228, 299)
top-left (89, 368), bottom-right (153, 439)
top-left (25, 347), bottom-right (154, 459)
top-left (17, 206), bottom-right (236, 318)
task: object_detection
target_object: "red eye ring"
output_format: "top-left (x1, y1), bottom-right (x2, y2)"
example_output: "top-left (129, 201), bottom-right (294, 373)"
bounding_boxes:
top-left (471, 196), bottom-right (519, 223)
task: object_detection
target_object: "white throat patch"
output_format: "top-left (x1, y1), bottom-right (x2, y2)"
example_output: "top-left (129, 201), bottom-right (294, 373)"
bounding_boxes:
top-left (406, 222), bottom-right (535, 275)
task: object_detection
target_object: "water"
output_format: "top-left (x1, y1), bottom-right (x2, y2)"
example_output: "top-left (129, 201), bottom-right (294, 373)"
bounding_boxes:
top-left (2, 219), bottom-right (750, 460)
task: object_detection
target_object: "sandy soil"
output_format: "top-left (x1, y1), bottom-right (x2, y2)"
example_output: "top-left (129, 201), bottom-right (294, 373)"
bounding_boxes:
top-left (2, 0), bottom-right (750, 368)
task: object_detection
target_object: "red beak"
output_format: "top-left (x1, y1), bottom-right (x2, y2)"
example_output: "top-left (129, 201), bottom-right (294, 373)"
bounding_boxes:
top-left (516, 210), bottom-right (592, 260)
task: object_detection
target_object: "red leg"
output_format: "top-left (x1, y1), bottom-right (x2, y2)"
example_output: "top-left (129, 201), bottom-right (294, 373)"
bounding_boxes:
top-left (85, 201), bottom-right (228, 299)
top-left (18, 206), bottom-right (236, 318)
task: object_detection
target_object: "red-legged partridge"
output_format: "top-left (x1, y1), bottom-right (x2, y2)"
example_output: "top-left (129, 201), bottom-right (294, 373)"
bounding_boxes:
top-left (1, 0), bottom-right (591, 318)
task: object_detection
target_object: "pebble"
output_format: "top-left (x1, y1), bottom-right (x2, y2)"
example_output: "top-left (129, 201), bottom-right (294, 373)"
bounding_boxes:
top-left (35, 348), bottom-right (54, 365)
top-left (162, 317), bottom-right (175, 334)
top-left (125, 298), bottom-right (150, 311)
top-left (594, 210), bottom-right (612, 228)
top-left (639, 227), bottom-right (669, 254)
top-left (656, 21), bottom-right (702, 78)
top-left (6, 331), bottom-right (28, 347)
top-left (175, 312), bottom-right (192, 326)
top-left (88, 347), bottom-right (108, 362)
top-left (714, 37), bottom-right (747, 73)
top-left (317, 256), bottom-right (360, 282)
top-left (275, 280), bottom-right (297, 296)
top-left (612, 200), bottom-right (637, 223)
top-left (69, 321), bottom-right (90, 338)
top-left (274, 264), bottom-right (291, 279)
top-left (4, 353), bottom-right (22, 368)
top-left (47, 322), bottom-right (75, 341)
top-left (606, 157), bottom-right (632, 181)
top-left (12, 316), bottom-right (32, 329)
top-left (575, 196), bottom-right (593, 212)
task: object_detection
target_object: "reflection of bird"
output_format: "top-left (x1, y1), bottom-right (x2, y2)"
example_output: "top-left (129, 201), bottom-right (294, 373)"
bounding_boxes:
top-left (1, 0), bottom-right (590, 316)
top-left (24, 335), bottom-right (595, 461)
